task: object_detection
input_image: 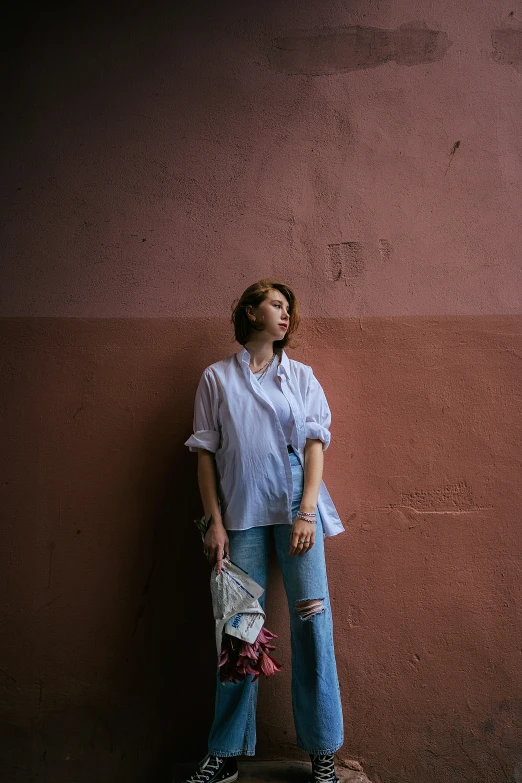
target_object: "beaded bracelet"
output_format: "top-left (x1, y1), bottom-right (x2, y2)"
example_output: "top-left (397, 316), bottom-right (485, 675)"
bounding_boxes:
top-left (296, 510), bottom-right (317, 523)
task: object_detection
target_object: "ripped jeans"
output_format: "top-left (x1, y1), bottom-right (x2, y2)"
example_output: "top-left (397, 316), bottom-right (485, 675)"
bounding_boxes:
top-left (207, 450), bottom-right (344, 757)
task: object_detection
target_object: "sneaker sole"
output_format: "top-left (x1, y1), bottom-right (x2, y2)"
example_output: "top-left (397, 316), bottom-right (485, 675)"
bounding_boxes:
top-left (221, 773), bottom-right (238, 783)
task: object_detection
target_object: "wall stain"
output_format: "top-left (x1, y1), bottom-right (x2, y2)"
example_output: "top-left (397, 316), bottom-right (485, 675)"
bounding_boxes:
top-left (400, 480), bottom-right (474, 512)
top-left (270, 22), bottom-right (451, 75)
top-left (446, 140), bottom-right (461, 174)
top-left (327, 241), bottom-right (366, 286)
top-left (382, 479), bottom-right (494, 515)
top-left (491, 28), bottom-right (522, 72)
top-left (482, 717), bottom-right (495, 734)
top-left (327, 239), bottom-right (393, 285)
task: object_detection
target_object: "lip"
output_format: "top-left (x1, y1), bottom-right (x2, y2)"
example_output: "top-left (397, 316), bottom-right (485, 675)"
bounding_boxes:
top-left (279, 323), bottom-right (288, 329)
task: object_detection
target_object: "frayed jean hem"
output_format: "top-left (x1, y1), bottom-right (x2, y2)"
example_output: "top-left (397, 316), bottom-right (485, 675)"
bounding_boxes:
top-left (298, 740), bottom-right (344, 755)
top-left (208, 748), bottom-right (255, 758)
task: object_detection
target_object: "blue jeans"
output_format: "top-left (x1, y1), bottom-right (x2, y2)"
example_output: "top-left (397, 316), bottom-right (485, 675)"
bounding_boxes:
top-left (207, 451), bottom-right (344, 757)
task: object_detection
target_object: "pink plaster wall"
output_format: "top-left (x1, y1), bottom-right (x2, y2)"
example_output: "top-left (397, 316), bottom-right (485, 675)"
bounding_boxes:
top-left (1, 3), bottom-right (522, 782)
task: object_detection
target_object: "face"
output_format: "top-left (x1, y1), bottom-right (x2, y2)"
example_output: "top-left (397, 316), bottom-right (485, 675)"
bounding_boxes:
top-left (249, 289), bottom-right (291, 339)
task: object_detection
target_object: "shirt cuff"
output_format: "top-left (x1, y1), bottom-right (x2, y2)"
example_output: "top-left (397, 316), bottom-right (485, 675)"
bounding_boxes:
top-left (184, 430), bottom-right (220, 453)
top-left (305, 423), bottom-right (331, 451)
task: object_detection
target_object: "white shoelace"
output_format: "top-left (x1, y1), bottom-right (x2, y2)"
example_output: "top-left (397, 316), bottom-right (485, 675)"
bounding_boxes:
top-left (311, 754), bottom-right (338, 782)
top-left (187, 755), bottom-right (222, 783)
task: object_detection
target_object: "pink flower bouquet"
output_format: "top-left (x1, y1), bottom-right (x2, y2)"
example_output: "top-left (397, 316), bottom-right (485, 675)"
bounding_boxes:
top-left (217, 625), bottom-right (283, 683)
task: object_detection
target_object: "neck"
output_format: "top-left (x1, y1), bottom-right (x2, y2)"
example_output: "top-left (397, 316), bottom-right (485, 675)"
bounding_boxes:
top-left (244, 338), bottom-right (277, 370)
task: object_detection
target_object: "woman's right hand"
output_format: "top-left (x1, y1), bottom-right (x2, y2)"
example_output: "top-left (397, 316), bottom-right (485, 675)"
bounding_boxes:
top-left (203, 515), bottom-right (229, 575)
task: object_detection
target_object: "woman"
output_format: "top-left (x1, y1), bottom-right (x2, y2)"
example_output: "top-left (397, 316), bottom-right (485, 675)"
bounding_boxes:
top-left (184, 279), bottom-right (344, 783)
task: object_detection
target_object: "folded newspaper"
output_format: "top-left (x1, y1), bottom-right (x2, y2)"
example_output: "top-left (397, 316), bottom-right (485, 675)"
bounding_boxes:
top-left (195, 515), bottom-right (282, 682)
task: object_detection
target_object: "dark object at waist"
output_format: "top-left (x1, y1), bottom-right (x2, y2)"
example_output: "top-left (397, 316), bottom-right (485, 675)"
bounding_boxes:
top-left (287, 444), bottom-right (294, 453)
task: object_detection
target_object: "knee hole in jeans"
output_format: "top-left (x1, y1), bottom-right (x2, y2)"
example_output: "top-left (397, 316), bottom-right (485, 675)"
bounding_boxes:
top-left (295, 598), bottom-right (324, 621)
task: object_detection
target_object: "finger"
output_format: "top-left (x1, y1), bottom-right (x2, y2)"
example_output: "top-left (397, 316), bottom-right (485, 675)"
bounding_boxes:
top-left (215, 548), bottom-right (224, 574)
top-left (289, 536), bottom-right (301, 556)
top-left (209, 545), bottom-right (221, 568)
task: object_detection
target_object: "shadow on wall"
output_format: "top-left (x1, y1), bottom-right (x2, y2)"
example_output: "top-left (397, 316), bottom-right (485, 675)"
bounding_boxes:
top-left (118, 339), bottom-right (236, 777)
top-left (0, 320), bottom-right (237, 783)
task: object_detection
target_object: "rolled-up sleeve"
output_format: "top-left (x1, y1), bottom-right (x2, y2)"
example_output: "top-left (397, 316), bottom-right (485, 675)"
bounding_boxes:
top-left (305, 369), bottom-right (332, 451)
top-left (184, 369), bottom-right (220, 453)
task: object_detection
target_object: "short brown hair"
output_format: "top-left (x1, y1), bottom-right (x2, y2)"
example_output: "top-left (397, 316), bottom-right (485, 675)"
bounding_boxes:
top-left (231, 278), bottom-right (300, 350)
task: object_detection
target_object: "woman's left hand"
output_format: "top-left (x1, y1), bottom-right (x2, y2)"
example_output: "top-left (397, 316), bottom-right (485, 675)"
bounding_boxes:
top-left (289, 518), bottom-right (316, 556)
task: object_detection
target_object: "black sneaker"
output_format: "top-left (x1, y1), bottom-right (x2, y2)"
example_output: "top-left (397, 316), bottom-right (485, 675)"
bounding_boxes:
top-left (310, 753), bottom-right (339, 783)
top-left (183, 754), bottom-right (238, 783)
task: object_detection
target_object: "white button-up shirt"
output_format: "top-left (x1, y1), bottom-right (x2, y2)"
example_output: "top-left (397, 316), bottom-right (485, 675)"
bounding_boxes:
top-left (184, 346), bottom-right (345, 538)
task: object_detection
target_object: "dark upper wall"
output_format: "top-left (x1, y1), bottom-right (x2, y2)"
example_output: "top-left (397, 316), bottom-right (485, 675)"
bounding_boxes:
top-left (1, 0), bottom-right (521, 317)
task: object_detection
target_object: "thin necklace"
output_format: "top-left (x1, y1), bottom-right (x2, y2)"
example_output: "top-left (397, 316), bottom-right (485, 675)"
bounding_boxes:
top-left (252, 353), bottom-right (276, 384)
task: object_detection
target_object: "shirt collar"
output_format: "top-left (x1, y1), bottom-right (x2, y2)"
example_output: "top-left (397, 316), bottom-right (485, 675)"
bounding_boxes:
top-left (236, 345), bottom-right (290, 377)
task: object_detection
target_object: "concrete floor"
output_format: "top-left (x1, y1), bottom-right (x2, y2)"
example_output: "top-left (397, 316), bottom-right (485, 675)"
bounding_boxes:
top-left (173, 760), bottom-right (372, 783)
